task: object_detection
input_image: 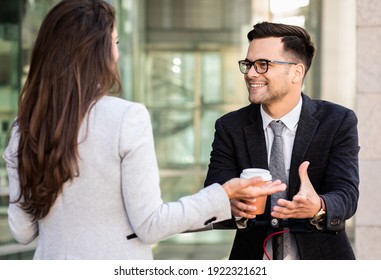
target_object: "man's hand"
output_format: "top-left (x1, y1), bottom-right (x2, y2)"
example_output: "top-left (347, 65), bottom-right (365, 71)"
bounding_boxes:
top-left (271, 161), bottom-right (321, 219)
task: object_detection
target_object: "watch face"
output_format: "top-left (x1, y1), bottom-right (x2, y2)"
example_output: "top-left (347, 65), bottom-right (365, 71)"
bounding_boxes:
top-left (314, 209), bottom-right (326, 222)
top-left (310, 209), bottom-right (326, 230)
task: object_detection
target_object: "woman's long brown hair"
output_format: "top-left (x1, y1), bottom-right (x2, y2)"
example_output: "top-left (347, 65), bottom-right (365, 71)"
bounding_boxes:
top-left (15, 0), bottom-right (121, 221)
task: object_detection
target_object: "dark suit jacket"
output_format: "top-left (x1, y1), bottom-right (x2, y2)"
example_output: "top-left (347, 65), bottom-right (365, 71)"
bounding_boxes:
top-left (204, 93), bottom-right (360, 260)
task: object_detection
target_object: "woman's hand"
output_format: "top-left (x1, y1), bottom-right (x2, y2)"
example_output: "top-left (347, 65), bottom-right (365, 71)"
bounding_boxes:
top-left (223, 177), bottom-right (286, 219)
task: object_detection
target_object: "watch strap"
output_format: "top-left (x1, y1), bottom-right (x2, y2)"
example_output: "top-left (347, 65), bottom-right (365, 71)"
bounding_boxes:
top-left (309, 196), bottom-right (326, 230)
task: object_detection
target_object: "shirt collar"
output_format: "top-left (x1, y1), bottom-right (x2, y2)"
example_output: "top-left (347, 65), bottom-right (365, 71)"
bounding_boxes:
top-left (261, 96), bottom-right (302, 133)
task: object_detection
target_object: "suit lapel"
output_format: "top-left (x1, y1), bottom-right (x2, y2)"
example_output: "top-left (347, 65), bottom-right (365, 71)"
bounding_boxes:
top-left (289, 94), bottom-right (319, 196)
top-left (244, 105), bottom-right (268, 170)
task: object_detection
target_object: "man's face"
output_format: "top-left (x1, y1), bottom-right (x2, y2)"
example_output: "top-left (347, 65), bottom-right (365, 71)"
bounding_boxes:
top-left (244, 37), bottom-right (296, 106)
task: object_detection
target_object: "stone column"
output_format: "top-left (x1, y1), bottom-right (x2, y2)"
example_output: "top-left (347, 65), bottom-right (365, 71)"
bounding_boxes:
top-left (355, 0), bottom-right (381, 259)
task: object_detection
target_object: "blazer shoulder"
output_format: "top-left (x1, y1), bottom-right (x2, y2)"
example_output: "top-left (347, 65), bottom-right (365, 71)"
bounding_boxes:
top-left (304, 95), bottom-right (357, 120)
top-left (98, 96), bottom-right (147, 113)
top-left (218, 103), bottom-right (257, 123)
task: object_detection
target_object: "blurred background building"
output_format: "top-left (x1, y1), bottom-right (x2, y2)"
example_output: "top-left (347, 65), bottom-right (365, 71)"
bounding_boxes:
top-left (0, 0), bottom-right (379, 260)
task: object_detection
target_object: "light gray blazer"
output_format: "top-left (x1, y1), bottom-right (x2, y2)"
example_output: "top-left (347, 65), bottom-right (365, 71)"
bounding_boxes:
top-left (4, 96), bottom-right (231, 260)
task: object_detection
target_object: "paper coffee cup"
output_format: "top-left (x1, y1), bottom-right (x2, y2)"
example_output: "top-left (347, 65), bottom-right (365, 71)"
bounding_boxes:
top-left (240, 168), bottom-right (272, 215)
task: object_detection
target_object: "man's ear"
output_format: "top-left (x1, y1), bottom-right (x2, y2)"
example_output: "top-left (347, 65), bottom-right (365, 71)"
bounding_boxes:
top-left (292, 63), bottom-right (305, 83)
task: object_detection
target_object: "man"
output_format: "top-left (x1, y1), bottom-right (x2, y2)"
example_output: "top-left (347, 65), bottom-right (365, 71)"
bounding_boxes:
top-left (204, 22), bottom-right (359, 260)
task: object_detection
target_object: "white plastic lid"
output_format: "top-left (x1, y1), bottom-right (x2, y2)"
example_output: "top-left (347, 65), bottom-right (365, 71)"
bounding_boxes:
top-left (240, 168), bottom-right (272, 181)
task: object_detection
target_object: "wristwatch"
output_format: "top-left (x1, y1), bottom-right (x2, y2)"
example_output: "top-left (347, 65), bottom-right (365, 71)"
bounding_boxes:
top-left (309, 196), bottom-right (326, 230)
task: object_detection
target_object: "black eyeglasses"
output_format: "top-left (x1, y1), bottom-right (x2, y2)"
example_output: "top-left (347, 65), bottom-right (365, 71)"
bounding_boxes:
top-left (238, 59), bottom-right (297, 74)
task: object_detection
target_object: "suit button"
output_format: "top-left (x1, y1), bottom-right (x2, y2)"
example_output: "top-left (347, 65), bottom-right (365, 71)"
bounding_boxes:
top-left (330, 218), bottom-right (341, 226)
top-left (204, 217), bottom-right (217, 225)
top-left (271, 218), bottom-right (280, 228)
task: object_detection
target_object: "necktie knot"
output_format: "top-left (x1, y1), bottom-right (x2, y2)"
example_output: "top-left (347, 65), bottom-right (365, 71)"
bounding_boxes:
top-left (269, 120), bottom-right (284, 137)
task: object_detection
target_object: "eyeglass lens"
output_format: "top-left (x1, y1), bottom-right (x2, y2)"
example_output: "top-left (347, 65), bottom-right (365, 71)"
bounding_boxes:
top-left (239, 60), bottom-right (268, 74)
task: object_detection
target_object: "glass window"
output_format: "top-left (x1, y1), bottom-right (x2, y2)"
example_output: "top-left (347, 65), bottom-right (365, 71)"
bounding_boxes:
top-left (0, 0), bottom-right (23, 257)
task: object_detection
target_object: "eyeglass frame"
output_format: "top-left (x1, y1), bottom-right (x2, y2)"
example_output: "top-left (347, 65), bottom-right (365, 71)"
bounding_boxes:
top-left (238, 59), bottom-right (298, 74)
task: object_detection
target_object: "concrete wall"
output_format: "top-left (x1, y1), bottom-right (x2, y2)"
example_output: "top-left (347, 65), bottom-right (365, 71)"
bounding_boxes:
top-left (355, 0), bottom-right (381, 259)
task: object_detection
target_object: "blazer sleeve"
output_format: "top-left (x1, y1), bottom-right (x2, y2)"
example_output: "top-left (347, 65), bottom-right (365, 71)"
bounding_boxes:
top-left (119, 104), bottom-right (232, 244)
top-left (4, 127), bottom-right (39, 245)
top-left (320, 109), bottom-right (360, 232)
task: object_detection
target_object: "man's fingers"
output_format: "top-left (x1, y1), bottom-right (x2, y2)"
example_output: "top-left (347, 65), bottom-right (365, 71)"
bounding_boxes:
top-left (231, 199), bottom-right (257, 218)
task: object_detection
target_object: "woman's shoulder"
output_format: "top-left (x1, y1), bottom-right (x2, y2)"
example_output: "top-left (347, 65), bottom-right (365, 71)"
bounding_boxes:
top-left (95, 96), bottom-right (149, 117)
top-left (99, 95), bottom-right (146, 109)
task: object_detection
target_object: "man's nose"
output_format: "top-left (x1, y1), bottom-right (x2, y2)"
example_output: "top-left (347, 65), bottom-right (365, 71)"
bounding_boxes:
top-left (246, 65), bottom-right (260, 78)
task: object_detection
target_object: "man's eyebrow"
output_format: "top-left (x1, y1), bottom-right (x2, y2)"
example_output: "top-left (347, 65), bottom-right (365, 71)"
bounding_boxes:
top-left (244, 58), bottom-right (267, 62)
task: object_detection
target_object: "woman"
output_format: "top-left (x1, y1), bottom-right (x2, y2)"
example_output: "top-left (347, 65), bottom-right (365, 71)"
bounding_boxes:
top-left (3, 0), bottom-right (285, 259)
